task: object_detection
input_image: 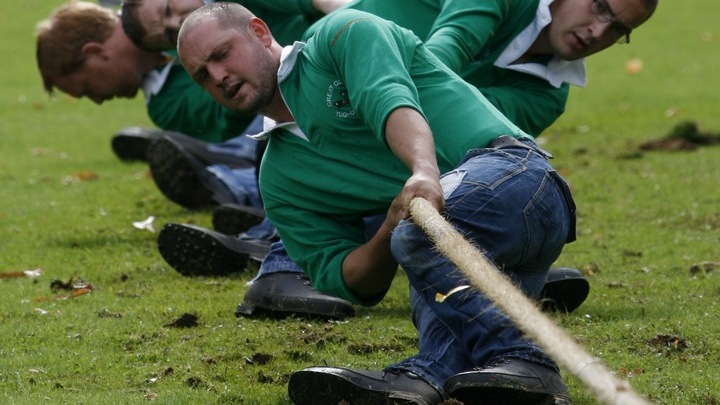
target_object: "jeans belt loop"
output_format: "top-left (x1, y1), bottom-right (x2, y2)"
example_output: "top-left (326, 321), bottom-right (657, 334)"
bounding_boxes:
top-left (488, 135), bottom-right (554, 159)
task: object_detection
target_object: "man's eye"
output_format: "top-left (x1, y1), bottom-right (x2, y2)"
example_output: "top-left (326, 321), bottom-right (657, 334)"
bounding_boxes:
top-left (593, 0), bottom-right (608, 13)
top-left (212, 49), bottom-right (228, 61)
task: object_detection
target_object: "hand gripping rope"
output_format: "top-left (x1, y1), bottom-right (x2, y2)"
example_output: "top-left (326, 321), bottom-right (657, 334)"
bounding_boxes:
top-left (408, 198), bottom-right (654, 405)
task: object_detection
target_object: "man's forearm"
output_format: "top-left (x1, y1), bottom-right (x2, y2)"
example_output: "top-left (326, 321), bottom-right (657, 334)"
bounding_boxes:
top-left (341, 219), bottom-right (398, 299)
top-left (339, 107), bottom-right (445, 300)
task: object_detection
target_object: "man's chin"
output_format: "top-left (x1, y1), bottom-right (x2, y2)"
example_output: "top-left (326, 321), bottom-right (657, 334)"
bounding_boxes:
top-left (229, 100), bottom-right (261, 114)
top-left (555, 46), bottom-right (585, 62)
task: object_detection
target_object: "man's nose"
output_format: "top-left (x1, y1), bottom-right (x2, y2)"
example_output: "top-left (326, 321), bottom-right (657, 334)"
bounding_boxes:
top-left (589, 19), bottom-right (613, 41)
top-left (207, 64), bottom-right (227, 83)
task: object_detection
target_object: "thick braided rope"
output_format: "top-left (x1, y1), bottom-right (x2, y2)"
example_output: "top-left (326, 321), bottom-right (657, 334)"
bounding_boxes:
top-left (408, 198), bottom-right (653, 405)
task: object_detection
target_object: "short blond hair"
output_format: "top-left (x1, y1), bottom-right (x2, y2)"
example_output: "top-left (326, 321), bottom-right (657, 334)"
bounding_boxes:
top-left (35, 1), bottom-right (117, 93)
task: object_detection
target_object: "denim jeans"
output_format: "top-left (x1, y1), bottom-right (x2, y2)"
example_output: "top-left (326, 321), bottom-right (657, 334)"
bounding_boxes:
top-left (387, 141), bottom-right (576, 393)
top-left (207, 165), bottom-right (262, 207)
top-left (209, 114), bottom-right (264, 159)
top-left (204, 115), bottom-right (265, 207)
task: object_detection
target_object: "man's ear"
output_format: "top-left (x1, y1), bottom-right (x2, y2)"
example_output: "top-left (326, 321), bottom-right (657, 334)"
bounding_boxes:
top-left (80, 42), bottom-right (107, 60)
top-left (248, 17), bottom-right (273, 46)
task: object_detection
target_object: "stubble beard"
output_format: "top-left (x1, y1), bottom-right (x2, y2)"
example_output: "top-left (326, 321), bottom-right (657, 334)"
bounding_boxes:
top-left (235, 45), bottom-right (279, 114)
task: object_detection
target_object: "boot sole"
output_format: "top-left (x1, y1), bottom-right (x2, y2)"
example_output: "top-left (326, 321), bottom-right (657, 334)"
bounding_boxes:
top-left (212, 204), bottom-right (265, 235)
top-left (157, 223), bottom-right (249, 276)
top-left (147, 137), bottom-right (215, 209)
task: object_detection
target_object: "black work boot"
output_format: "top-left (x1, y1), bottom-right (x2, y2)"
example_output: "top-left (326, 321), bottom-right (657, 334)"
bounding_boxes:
top-left (212, 204), bottom-right (266, 235)
top-left (157, 223), bottom-right (271, 276)
top-left (289, 367), bottom-right (442, 405)
top-left (147, 135), bottom-right (236, 209)
top-left (444, 358), bottom-right (572, 405)
top-left (538, 267), bottom-right (590, 313)
top-left (111, 126), bottom-right (163, 163)
top-left (235, 272), bottom-right (355, 320)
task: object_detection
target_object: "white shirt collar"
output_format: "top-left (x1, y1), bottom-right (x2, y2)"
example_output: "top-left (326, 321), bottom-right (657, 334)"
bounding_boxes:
top-left (278, 42), bottom-right (306, 83)
top-left (247, 43), bottom-right (308, 141)
top-left (248, 117), bottom-right (308, 141)
top-left (141, 54), bottom-right (177, 103)
top-left (493, 0), bottom-right (586, 88)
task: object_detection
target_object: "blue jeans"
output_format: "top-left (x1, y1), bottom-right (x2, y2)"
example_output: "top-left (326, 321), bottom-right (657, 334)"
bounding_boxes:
top-left (205, 115), bottom-right (264, 207)
top-left (387, 141), bottom-right (575, 393)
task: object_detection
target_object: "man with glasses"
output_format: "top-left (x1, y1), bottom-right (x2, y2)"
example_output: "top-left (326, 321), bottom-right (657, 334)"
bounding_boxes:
top-left (315, 0), bottom-right (658, 136)
top-left (590, 0), bottom-right (634, 44)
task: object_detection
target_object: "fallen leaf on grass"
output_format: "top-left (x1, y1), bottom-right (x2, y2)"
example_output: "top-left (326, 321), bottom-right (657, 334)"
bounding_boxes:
top-left (625, 58), bottom-right (644, 74)
top-left (52, 289), bottom-right (94, 301)
top-left (75, 171), bottom-right (99, 181)
top-left (68, 288), bottom-right (92, 299)
top-left (132, 216), bottom-right (156, 232)
top-left (617, 367), bottom-right (644, 377)
top-left (583, 263), bottom-right (602, 277)
top-left (62, 171), bottom-right (99, 184)
top-left (0, 269), bottom-right (42, 279)
top-left (42, 278), bottom-right (97, 301)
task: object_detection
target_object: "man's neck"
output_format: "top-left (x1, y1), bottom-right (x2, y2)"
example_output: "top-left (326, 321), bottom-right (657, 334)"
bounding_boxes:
top-left (261, 94), bottom-right (295, 124)
top-left (514, 28), bottom-right (552, 64)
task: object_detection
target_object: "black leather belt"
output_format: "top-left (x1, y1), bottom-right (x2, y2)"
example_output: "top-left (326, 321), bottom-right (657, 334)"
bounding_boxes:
top-left (487, 135), bottom-right (553, 159)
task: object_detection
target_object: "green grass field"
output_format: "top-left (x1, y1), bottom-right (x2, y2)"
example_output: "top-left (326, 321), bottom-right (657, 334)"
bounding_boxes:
top-left (1, 1), bottom-right (719, 404)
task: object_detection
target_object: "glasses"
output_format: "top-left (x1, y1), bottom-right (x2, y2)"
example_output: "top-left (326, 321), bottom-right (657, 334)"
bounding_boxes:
top-left (590, 0), bottom-right (631, 44)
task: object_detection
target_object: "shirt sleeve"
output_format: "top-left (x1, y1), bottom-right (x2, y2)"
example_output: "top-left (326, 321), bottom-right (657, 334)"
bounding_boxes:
top-left (480, 73), bottom-right (570, 136)
top-left (311, 9), bottom-right (426, 144)
top-left (267, 200), bottom-right (389, 306)
top-left (424, 0), bottom-right (510, 73)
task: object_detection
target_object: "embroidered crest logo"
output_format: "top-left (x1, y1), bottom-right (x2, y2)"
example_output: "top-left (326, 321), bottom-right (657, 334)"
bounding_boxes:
top-left (326, 79), bottom-right (356, 118)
